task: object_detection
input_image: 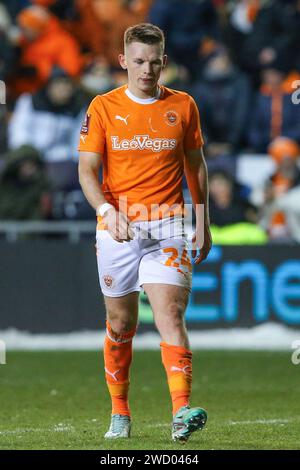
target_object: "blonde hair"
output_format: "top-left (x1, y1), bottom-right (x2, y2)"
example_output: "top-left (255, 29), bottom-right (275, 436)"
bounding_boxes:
top-left (124, 23), bottom-right (165, 51)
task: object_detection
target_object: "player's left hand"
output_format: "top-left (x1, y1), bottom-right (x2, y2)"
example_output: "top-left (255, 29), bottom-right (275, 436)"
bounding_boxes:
top-left (192, 224), bottom-right (212, 265)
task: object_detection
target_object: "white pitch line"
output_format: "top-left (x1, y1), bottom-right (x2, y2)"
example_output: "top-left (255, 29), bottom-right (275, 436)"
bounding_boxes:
top-left (147, 423), bottom-right (170, 428)
top-left (52, 425), bottom-right (74, 432)
top-left (0, 424), bottom-right (74, 436)
top-left (1, 418), bottom-right (298, 436)
top-left (147, 417), bottom-right (298, 429)
top-left (0, 428), bottom-right (42, 436)
top-left (229, 418), bottom-right (292, 426)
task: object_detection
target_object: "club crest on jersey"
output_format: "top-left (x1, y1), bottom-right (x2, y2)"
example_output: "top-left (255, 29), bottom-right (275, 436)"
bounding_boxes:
top-left (103, 275), bottom-right (114, 288)
top-left (81, 113), bottom-right (91, 134)
top-left (164, 110), bottom-right (179, 126)
top-left (111, 135), bottom-right (177, 153)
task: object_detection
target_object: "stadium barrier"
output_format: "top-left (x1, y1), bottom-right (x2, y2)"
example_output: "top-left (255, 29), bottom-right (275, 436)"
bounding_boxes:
top-left (0, 221), bottom-right (299, 332)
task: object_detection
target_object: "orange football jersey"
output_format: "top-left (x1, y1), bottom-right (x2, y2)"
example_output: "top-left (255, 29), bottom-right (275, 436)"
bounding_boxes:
top-left (78, 84), bottom-right (203, 221)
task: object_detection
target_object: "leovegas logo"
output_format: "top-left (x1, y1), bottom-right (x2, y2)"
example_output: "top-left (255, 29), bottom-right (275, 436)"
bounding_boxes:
top-left (111, 135), bottom-right (177, 153)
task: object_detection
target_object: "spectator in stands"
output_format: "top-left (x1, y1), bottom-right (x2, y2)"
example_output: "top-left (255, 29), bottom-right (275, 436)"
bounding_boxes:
top-left (80, 58), bottom-right (116, 99)
top-left (268, 137), bottom-right (300, 196)
top-left (0, 145), bottom-right (51, 220)
top-left (0, 104), bottom-right (8, 158)
top-left (209, 170), bottom-right (257, 227)
top-left (159, 59), bottom-right (190, 91)
top-left (192, 48), bottom-right (252, 156)
top-left (248, 65), bottom-right (300, 153)
top-left (259, 137), bottom-right (300, 241)
top-left (12, 5), bottom-right (82, 94)
top-left (32, 0), bottom-right (77, 20)
top-left (149, 0), bottom-right (220, 77)
top-left (66, 0), bottom-right (152, 67)
top-left (8, 67), bottom-right (86, 190)
top-left (226, 0), bottom-right (300, 79)
top-left (0, 5), bottom-right (10, 157)
top-left (208, 169), bottom-right (267, 244)
top-left (0, 3), bottom-right (17, 81)
top-left (63, 0), bottom-right (105, 58)
top-left (0, 1), bottom-right (29, 20)
top-left (0, 5), bottom-right (13, 159)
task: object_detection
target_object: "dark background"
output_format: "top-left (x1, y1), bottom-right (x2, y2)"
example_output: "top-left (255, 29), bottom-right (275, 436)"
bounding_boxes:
top-left (1, 240), bottom-right (299, 332)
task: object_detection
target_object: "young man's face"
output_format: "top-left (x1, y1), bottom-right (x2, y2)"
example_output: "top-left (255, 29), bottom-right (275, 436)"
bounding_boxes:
top-left (119, 41), bottom-right (167, 98)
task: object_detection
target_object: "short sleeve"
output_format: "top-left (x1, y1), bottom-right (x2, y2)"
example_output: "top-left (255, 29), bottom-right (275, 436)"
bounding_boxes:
top-left (183, 96), bottom-right (204, 150)
top-left (78, 97), bottom-right (105, 154)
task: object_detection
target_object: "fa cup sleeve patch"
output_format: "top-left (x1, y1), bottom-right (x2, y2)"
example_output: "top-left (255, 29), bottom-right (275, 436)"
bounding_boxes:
top-left (81, 113), bottom-right (91, 134)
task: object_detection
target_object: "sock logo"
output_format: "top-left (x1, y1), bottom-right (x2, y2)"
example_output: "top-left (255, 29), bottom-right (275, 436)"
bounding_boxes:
top-left (105, 367), bottom-right (120, 381)
top-left (170, 365), bottom-right (191, 375)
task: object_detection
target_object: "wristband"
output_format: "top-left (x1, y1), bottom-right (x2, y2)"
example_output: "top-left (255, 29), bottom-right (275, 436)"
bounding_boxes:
top-left (96, 203), bottom-right (114, 217)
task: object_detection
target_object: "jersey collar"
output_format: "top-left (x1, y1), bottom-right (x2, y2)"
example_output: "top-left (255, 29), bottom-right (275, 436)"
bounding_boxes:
top-left (125, 86), bottom-right (162, 105)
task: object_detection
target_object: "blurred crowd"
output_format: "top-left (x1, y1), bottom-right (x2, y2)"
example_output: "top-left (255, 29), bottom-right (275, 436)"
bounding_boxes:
top-left (0, 0), bottom-right (300, 244)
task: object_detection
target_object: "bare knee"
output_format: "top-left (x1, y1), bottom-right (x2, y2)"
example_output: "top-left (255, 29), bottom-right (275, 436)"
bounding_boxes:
top-left (154, 301), bottom-right (188, 347)
top-left (106, 310), bottom-right (136, 335)
top-left (157, 301), bottom-right (186, 331)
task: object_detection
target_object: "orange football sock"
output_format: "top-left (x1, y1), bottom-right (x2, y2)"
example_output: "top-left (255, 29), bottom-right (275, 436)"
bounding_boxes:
top-left (104, 321), bottom-right (136, 417)
top-left (160, 342), bottom-right (192, 415)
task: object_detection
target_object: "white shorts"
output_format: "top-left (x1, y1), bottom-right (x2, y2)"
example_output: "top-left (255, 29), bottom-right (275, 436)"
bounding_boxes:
top-left (95, 217), bottom-right (192, 297)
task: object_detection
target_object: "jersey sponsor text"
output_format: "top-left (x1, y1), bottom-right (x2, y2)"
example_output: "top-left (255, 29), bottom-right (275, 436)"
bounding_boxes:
top-left (111, 134), bottom-right (177, 153)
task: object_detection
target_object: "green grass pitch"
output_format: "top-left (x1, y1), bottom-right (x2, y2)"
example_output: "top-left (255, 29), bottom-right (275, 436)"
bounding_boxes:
top-left (0, 350), bottom-right (299, 450)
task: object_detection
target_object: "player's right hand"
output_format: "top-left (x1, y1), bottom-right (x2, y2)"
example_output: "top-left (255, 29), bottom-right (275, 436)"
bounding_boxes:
top-left (104, 208), bottom-right (134, 242)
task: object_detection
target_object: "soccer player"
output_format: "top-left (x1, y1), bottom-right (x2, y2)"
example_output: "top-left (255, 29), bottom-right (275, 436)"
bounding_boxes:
top-left (78, 23), bottom-right (212, 443)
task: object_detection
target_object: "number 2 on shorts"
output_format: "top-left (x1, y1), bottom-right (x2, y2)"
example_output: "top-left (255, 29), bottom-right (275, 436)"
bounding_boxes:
top-left (163, 247), bottom-right (192, 272)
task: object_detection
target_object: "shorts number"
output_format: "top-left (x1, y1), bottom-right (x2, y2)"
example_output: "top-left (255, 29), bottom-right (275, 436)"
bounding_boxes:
top-left (162, 247), bottom-right (192, 272)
